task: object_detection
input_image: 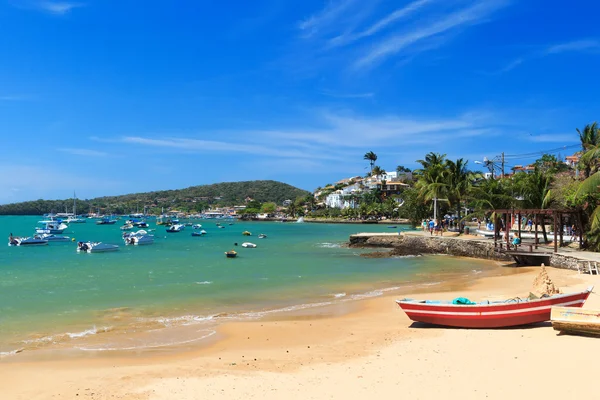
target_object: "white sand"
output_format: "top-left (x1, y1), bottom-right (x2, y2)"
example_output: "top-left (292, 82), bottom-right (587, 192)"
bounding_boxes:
top-left (1, 267), bottom-right (598, 400)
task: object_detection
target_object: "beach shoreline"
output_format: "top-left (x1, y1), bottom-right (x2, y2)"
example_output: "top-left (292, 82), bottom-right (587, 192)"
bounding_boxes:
top-left (1, 265), bottom-right (597, 399)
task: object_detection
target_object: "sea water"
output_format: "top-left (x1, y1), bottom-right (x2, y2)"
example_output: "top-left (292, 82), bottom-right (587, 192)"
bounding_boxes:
top-left (0, 216), bottom-right (509, 358)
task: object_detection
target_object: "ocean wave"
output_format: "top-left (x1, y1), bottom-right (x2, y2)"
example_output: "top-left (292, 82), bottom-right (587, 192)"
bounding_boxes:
top-left (317, 242), bottom-right (341, 248)
top-left (21, 325), bottom-right (113, 345)
top-left (0, 348), bottom-right (24, 358)
top-left (77, 329), bottom-right (217, 352)
top-left (195, 281), bottom-right (213, 285)
top-left (332, 292), bottom-right (346, 298)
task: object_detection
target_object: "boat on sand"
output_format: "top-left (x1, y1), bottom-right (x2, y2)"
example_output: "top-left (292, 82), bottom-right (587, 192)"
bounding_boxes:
top-left (551, 306), bottom-right (600, 337)
top-left (396, 286), bottom-right (593, 328)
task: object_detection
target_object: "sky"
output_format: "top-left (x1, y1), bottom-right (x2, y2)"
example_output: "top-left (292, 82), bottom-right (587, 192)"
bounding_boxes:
top-left (1, 0), bottom-right (599, 203)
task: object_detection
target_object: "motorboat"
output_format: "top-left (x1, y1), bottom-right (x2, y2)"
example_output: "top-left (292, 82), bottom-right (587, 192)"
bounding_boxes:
top-left (133, 221), bottom-right (148, 228)
top-left (241, 242), bottom-right (257, 248)
top-left (35, 233), bottom-right (71, 242)
top-left (225, 250), bottom-right (237, 258)
top-left (166, 224), bottom-right (185, 233)
top-left (258, 234), bottom-right (267, 239)
top-left (191, 231), bottom-right (205, 237)
top-left (396, 286), bottom-right (593, 328)
top-left (242, 231), bottom-right (252, 236)
top-left (121, 223), bottom-right (134, 231)
top-left (192, 224), bottom-right (202, 229)
top-left (123, 230), bottom-right (154, 245)
top-left (218, 225), bottom-right (225, 229)
top-left (8, 236), bottom-right (48, 246)
top-left (66, 216), bottom-right (87, 223)
top-left (96, 217), bottom-right (117, 225)
top-left (77, 241), bottom-right (119, 253)
top-left (35, 221), bottom-right (68, 234)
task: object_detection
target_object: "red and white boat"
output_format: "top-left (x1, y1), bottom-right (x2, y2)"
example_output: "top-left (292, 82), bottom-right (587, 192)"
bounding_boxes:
top-left (396, 286), bottom-right (594, 328)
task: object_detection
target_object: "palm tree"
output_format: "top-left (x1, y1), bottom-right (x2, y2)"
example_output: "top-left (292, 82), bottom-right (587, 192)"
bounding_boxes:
top-left (577, 122), bottom-right (599, 178)
top-left (371, 165), bottom-right (385, 179)
top-left (445, 158), bottom-right (477, 226)
top-left (519, 168), bottom-right (553, 242)
top-left (414, 153), bottom-right (448, 220)
top-left (363, 151), bottom-right (378, 173)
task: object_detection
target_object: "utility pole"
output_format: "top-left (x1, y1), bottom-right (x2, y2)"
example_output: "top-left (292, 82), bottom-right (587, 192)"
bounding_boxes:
top-left (501, 152), bottom-right (505, 178)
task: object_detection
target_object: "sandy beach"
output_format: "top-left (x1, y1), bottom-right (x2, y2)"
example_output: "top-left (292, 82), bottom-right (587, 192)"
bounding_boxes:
top-left (1, 266), bottom-right (598, 400)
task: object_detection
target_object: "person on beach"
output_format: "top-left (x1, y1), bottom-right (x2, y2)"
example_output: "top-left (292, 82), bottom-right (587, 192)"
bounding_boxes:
top-left (527, 218), bottom-right (533, 232)
top-left (421, 219), bottom-right (427, 232)
top-left (512, 233), bottom-right (521, 248)
top-left (428, 219), bottom-right (435, 235)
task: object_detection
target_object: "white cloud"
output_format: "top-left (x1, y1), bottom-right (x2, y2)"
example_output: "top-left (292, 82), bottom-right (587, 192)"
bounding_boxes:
top-left (299, 0), bottom-right (361, 38)
top-left (328, 0), bottom-right (433, 48)
top-left (354, 0), bottom-right (508, 70)
top-left (528, 133), bottom-right (578, 143)
top-left (495, 39), bottom-right (600, 73)
top-left (545, 39), bottom-right (600, 55)
top-left (57, 148), bottom-right (109, 157)
top-left (38, 1), bottom-right (84, 14)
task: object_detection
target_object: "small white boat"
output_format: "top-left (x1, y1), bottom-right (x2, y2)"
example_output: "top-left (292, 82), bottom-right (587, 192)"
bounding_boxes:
top-left (258, 234), bottom-right (267, 239)
top-left (241, 242), bottom-right (257, 248)
top-left (35, 233), bottom-right (71, 242)
top-left (66, 216), bottom-right (86, 223)
top-left (192, 224), bottom-right (202, 229)
top-left (77, 241), bottom-right (119, 253)
top-left (218, 225), bottom-right (225, 229)
top-left (121, 223), bottom-right (134, 231)
top-left (166, 224), bottom-right (185, 233)
top-left (8, 236), bottom-right (48, 246)
top-left (35, 221), bottom-right (68, 234)
top-left (123, 230), bottom-right (154, 245)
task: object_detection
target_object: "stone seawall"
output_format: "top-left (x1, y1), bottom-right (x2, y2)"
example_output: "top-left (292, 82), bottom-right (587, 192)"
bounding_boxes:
top-left (349, 233), bottom-right (597, 270)
top-left (349, 233), bottom-right (513, 261)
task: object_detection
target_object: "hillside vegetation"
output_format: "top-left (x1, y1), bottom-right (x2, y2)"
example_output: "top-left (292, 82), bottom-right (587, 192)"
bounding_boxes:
top-left (0, 180), bottom-right (311, 215)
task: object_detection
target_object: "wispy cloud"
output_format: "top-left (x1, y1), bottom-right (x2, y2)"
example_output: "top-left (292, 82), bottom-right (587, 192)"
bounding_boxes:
top-left (544, 39), bottom-right (600, 55)
top-left (354, 0), bottom-right (509, 70)
top-left (299, 0), bottom-right (362, 38)
top-left (0, 95), bottom-right (32, 101)
top-left (527, 133), bottom-right (578, 143)
top-left (57, 148), bottom-right (109, 157)
top-left (497, 39), bottom-right (600, 73)
top-left (328, 0), bottom-right (433, 48)
top-left (320, 90), bottom-right (374, 99)
top-left (114, 110), bottom-right (494, 166)
top-left (12, 1), bottom-right (85, 15)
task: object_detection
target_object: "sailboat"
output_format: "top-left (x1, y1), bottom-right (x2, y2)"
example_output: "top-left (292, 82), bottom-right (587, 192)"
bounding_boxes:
top-left (66, 192), bottom-right (86, 223)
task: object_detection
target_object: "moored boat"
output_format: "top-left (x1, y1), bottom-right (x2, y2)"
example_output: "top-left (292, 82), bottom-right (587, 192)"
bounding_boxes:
top-left (96, 217), bottom-right (117, 225)
top-left (35, 233), bottom-right (71, 242)
top-left (551, 306), bottom-right (600, 337)
top-left (8, 236), bottom-right (49, 246)
top-left (35, 221), bottom-right (68, 234)
top-left (225, 250), bottom-right (237, 258)
top-left (77, 241), bottom-right (119, 253)
top-left (242, 231), bottom-right (252, 236)
top-left (166, 224), bottom-right (185, 233)
top-left (241, 242), bottom-right (257, 248)
top-left (123, 230), bottom-right (154, 245)
top-left (396, 286), bottom-right (593, 328)
top-left (258, 234), bottom-right (267, 239)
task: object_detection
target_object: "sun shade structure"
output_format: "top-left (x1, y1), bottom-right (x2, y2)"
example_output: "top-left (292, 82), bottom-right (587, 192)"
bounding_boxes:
top-left (491, 208), bottom-right (584, 253)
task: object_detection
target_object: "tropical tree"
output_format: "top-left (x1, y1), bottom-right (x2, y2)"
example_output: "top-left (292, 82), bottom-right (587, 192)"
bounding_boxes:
top-left (517, 168), bottom-right (553, 242)
top-left (577, 122), bottom-right (600, 178)
top-left (445, 158), bottom-right (477, 224)
top-left (396, 165), bottom-right (411, 173)
top-left (363, 151), bottom-right (378, 173)
top-left (371, 165), bottom-right (385, 179)
top-left (414, 152), bottom-right (448, 220)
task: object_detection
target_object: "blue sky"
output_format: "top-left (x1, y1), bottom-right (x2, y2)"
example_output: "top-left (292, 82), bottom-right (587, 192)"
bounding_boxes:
top-left (1, 0), bottom-right (599, 203)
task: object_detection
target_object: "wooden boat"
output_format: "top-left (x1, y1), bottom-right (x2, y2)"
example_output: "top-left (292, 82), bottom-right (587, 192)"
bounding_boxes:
top-left (551, 306), bottom-right (600, 337)
top-left (242, 231), bottom-right (252, 236)
top-left (225, 250), bottom-right (237, 258)
top-left (396, 286), bottom-right (593, 328)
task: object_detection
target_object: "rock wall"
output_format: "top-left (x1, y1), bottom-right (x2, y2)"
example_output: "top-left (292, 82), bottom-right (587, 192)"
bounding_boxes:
top-left (349, 233), bottom-right (588, 270)
top-left (349, 234), bottom-right (513, 261)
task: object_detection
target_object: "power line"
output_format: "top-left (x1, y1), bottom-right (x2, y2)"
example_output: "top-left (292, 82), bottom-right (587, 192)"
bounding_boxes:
top-left (503, 144), bottom-right (580, 160)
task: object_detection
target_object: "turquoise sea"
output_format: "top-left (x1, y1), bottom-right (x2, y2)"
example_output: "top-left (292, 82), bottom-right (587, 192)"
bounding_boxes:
top-left (0, 216), bottom-right (512, 359)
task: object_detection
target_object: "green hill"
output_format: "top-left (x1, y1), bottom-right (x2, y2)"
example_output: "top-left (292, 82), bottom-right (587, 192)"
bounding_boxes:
top-left (0, 180), bottom-right (312, 215)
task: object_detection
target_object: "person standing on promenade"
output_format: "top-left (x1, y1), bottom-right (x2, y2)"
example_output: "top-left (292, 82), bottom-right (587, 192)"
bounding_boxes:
top-left (428, 219), bottom-right (435, 235)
